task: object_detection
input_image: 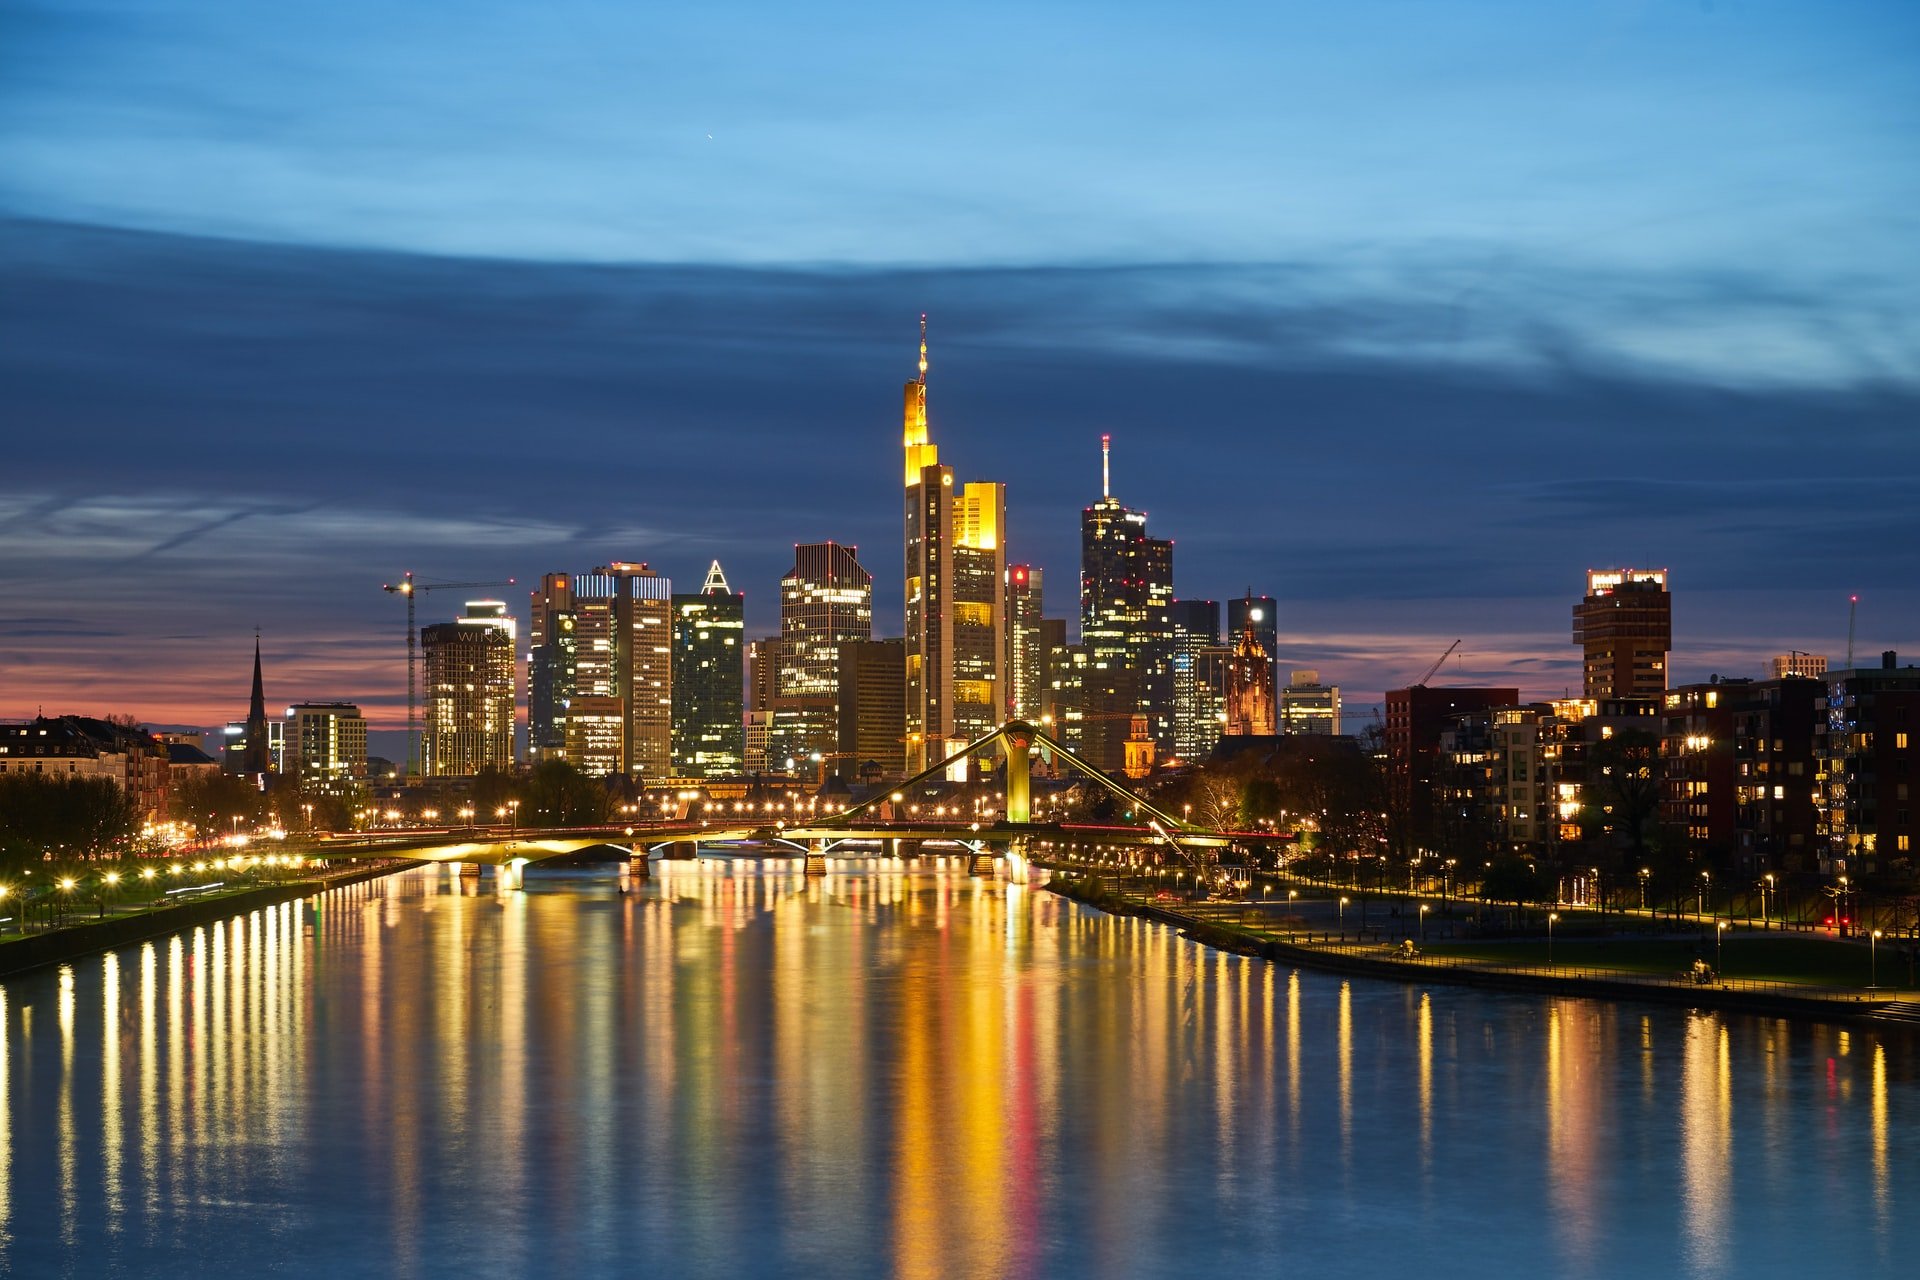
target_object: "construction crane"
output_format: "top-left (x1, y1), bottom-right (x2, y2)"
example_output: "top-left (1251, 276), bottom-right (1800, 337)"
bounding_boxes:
top-left (1418, 639), bottom-right (1462, 687)
top-left (382, 572), bottom-right (516, 777)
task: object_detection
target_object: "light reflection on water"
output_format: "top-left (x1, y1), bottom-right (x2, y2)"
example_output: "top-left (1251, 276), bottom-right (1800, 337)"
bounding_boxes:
top-left (0, 860), bottom-right (1914, 1279)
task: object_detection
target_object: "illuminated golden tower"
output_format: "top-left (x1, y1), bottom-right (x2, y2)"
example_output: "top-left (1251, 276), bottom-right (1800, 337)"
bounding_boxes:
top-left (902, 317), bottom-right (1007, 774)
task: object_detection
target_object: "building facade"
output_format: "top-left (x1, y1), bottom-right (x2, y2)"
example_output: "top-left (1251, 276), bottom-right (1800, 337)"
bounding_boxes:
top-left (837, 638), bottom-right (907, 781)
top-left (284, 703), bottom-right (367, 796)
top-left (0, 715), bottom-right (171, 820)
top-left (902, 317), bottom-right (1007, 773)
top-left (528, 563), bottom-right (674, 779)
top-left (671, 561), bottom-right (746, 778)
top-left (421, 601), bottom-right (517, 777)
top-left (1817, 653), bottom-right (1920, 875)
top-left (1170, 598), bottom-right (1223, 761)
top-left (1573, 568), bottom-right (1671, 700)
top-left (1079, 435), bottom-right (1175, 769)
top-left (1005, 565), bottom-right (1045, 721)
top-left (1280, 669), bottom-right (1341, 736)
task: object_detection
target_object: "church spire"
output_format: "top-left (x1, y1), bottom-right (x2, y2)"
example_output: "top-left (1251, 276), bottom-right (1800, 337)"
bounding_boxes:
top-left (242, 630), bottom-right (272, 778)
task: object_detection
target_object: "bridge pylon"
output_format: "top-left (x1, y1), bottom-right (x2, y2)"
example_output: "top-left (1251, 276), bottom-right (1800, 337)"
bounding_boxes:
top-left (805, 838), bottom-right (828, 876)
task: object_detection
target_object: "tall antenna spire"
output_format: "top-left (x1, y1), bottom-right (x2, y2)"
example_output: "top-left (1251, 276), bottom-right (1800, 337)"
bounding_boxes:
top-left (918, 313), bottom-right (928, 385)
top-left (1101, 433), bottom-right (1111, 499)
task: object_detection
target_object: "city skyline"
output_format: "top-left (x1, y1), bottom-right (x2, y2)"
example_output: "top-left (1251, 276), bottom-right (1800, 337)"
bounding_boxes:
top-left (4, 2), bottom-right (1916, 742)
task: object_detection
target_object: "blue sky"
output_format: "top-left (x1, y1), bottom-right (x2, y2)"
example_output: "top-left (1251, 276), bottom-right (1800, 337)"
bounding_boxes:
top-left (2, 0), bottom-right (1916, 737)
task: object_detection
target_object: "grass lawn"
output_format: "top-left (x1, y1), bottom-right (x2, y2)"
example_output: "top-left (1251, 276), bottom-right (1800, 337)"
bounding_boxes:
top-left (1420, 933), bottom-right (1915, 990)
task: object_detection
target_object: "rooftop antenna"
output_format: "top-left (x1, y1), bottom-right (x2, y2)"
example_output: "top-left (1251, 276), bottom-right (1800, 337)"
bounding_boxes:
top-left (1101, 433), bottom-right (1111, 498)
top-left (918, 313), bottom-right (927, 385)
top-left (1847, 594), bottom-right (1859, 668)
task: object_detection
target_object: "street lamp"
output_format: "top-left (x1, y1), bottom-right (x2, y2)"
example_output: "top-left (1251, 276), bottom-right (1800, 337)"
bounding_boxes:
top-left (1547, 911), bottom-right (1559, 968)
top-left (1716, 920), bottom-right (1728, 979)
top-left (1639, 867), bottom-right (1650, 912)
top-left (1762, 873), bottom-right (1774, 929)
top-left (1338, 896), bottom-right (1349, 927)
top-left (1698, 869), bottom-right (1710, 919)
top-left (1419, 903), bottom-right (1430, 941)
top-left (1871, 929), bottom-right (1882, 988)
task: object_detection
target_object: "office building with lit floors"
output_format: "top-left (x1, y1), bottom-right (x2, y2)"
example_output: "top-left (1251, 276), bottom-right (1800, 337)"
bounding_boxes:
top-left (671, 561), bottom-right (745, 778)
top-left (1080, 435), bottom-right (1175, 770)
top-left (1169, 599), bottom-right (1223, 761)
top-left (284, 703), bottom-right (368, 797)
top-left (1005, 565), bottom-right (1045, 721)
top-left (420, 602), bottom-right (517, 776)
top-left (773, 542), bottom-right (872, 764)
top-left (1281, 669), bottom-right (1341, 736)
top-left (528, 563), bottom-right (674, 780)
top-left (902, 316), bottom-right (1007, 773)
top-left (1574, 568), bottom-right (1671, 699)
top-left (1817, 652), bottom-right (1920, 876)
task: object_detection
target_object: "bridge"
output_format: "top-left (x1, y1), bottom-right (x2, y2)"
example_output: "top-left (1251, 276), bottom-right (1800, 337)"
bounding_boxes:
top-left (315, 721), bottom-right (1285, 887)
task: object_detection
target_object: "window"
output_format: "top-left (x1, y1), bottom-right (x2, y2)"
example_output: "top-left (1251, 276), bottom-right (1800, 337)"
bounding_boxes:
top-left (1898, 733), bottom-right (1910, 749)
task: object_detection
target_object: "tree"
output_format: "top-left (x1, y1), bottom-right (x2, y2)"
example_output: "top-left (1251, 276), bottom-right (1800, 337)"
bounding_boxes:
top-left (170, 772), bottom-right (268, 837)
top-left (1482, 857), bottom-right (1545, 906)
top-left (520, 760), bottom-right (609, 826)
top-left (0, 773), bottom-right (136, 868)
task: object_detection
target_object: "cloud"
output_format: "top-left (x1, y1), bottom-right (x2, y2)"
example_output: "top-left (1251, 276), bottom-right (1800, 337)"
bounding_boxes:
top-left (2, 219), bottom-right (1916, 729)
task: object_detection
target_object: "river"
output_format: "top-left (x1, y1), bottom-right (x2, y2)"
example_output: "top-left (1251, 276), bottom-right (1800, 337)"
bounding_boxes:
top-left (0, 859), bottom-right (1912, 1278)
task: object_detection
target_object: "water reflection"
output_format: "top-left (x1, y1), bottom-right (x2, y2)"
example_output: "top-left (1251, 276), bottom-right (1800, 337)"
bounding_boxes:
top-left (0, 862), bottom-right (1913, 1279)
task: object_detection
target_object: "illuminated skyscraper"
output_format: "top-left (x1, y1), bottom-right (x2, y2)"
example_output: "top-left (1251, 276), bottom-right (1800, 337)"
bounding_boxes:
top-left (1005, 565), bottom-right (1044, 720)
top-left (1170, 598), bottom-right (1223, 760)
top-left (421, 601), bottom-right (517, 776)
top-left (770, 542), bottom-right (872, 768)
top-left (671, 561), bottom-right (745, 777)
top-left (1574, 568), bottom-right (1671, 699)
top-left (1080, 435), bottom-right (1175, 771)
top-left (528, 563), bottom-right (673, 779)
top-left (902, 316), bottom-right (1007, 773)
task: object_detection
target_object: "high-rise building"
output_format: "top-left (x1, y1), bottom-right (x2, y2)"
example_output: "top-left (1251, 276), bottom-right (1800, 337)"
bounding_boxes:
top-left (1280, 668), bottom-right (1341, 736)
top-left (1170, 599), bottom-right (1222, 760)
top-left (284, 703), bottom-right (367, 796)
top-left (837, 638), bottom-right (907, 781)
top-left (902, 316), bottom-right (1007, 773)
top-left (421, 601), bottom-right (517, 776)
top-left (1080, 435), bottom-right (1175, 770)
top-left (748, 636), bottom-right (784, 711)
top-left (771, 543), bottom-right (872, 768)
top-left (1574, 568), bottom-right (1671, 699)
top-left (671, 561), bottom-right (746, 778)
top-left (1771, 652), bottom-right (1828, 679)
top-left (527, 563), bottom-right (673, 779)
top-left (1005, 565), bottom-right (1045, 720)
top-left (780, 542), bottom-right (872, 696)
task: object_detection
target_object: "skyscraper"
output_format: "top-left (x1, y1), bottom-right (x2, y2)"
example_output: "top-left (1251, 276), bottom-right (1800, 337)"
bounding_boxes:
top-left (1169, 598), bottom-right (1223, 760)
top-left (1080, 435), bottom-right (1175, 770)
top-left (772, 542), bottom-right (872, 768)
top-left (837, 638), bottom-right (907, 781)
top-left (671, 561), bottom-right (745, 777)
top-left (421, 601), bottom-right (517, 776)
top-left (527, 563), bottom-right (673, 779)
top-left (779, 543), bottom-right (873, 697)
top-left (1005, 565), bottom-right (1045, 720)
top-left (902, 316), bottom-right (1007, 773)
top-left (1574, 568), bottom-right (1671, 699)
